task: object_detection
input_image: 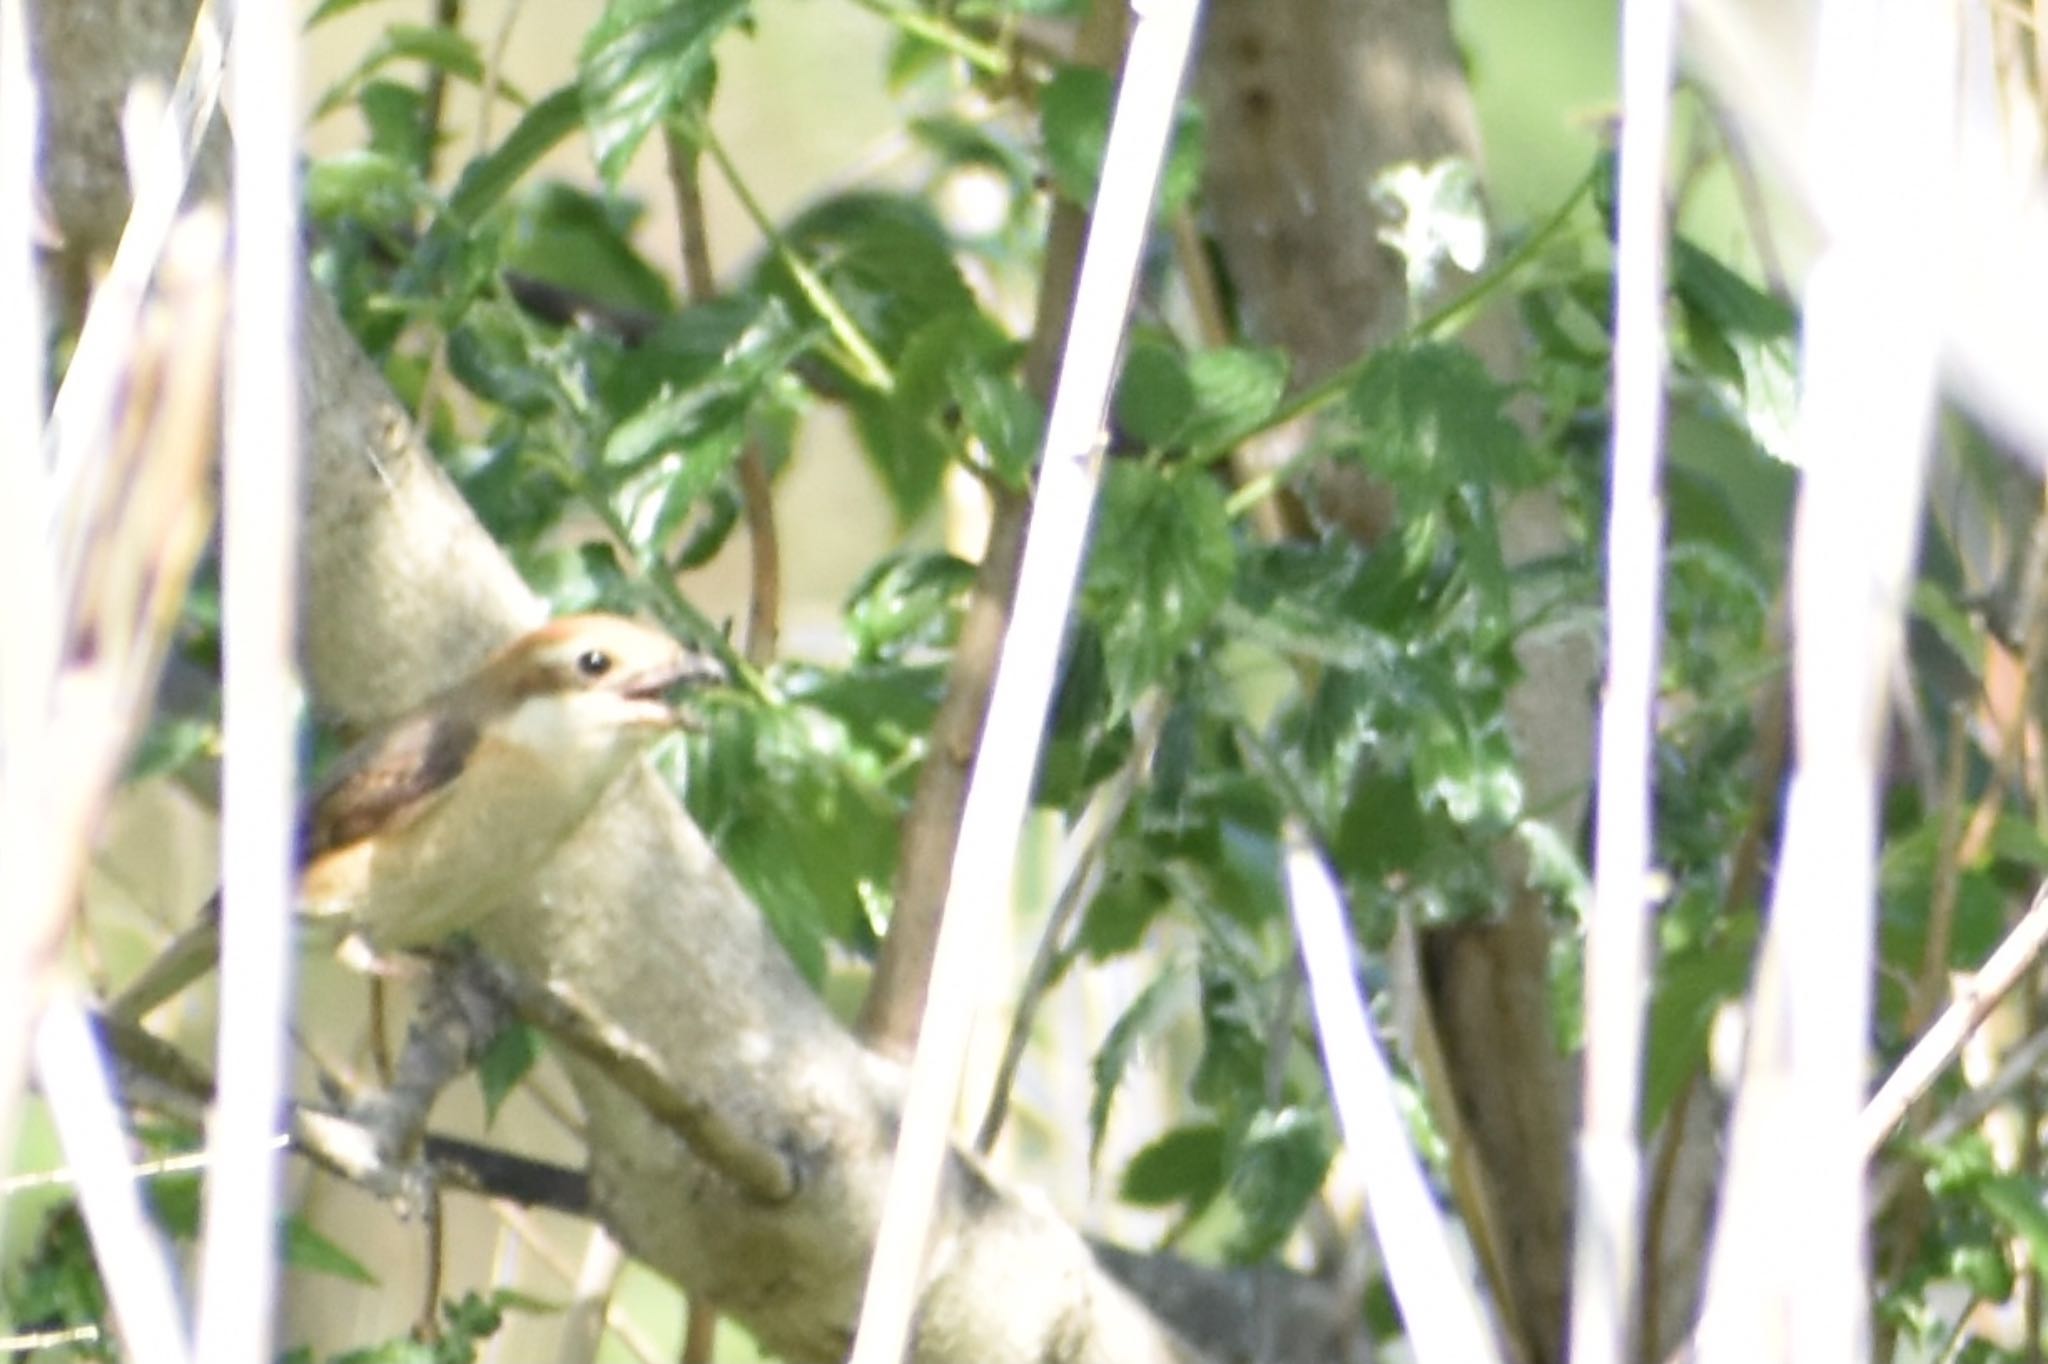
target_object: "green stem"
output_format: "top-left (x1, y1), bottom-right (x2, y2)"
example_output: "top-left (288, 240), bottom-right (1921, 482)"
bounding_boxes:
top-left (1219, 169), bottom-right (1599, 520)
top-left (696, 122), bottom-right (896, 394)
top-left (845, 0), bottom-right (1009, 75)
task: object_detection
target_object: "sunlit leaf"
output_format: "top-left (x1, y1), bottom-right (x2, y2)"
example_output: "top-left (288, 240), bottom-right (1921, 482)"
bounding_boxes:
top-left (580, 0), bottom-right (746, 183)
top-left (1081, 463), bottom-right (1237, 710)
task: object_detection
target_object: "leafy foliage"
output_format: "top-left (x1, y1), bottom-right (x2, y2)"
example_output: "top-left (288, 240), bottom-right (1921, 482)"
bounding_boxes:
top-left (56, 0), bottom-right (2048, 1359)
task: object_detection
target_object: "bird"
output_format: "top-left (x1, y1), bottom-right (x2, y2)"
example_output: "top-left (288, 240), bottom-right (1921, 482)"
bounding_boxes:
top-left (109, 613), bottom-right (725, 1023)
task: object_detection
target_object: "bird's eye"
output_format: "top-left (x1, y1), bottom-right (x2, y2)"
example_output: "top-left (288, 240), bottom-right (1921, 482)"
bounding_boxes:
top-left (574, 649), bottom-right (613, 679)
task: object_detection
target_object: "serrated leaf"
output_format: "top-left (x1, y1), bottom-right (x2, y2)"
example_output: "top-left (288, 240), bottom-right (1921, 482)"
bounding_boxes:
top-left (1190, 956), bottom-right (1265, 1111)
top-left (1180, 346), bottom-right (1288, 452)
top-left (1119, 1122), bottom-right (1225, 1208)
top-left (1347, 341), bottom-right (1534, 496)
top-left (1081, 463), bottom-right (1237, 710)
top-left (1226, 1107), bottom-right (1333, 1261)
top-left (477, 1021), bottom-right (542, 1124)
top-left (1116, 341), bottom-right (1289, 455)
top-left (580, 0), bottom-right (746, 183)
top-left (444, 85), bottom-right (585, 226)
top-left (1089, 965), bottom-right (1187, 1171)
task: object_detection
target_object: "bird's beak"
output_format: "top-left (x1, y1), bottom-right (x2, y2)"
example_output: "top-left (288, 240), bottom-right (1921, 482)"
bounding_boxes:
top-left (617, 647), bottom-right (728, 731)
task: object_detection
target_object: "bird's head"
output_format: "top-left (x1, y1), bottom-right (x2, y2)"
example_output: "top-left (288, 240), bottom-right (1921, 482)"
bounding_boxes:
top-left (478, 614), bottom-right (726, 762)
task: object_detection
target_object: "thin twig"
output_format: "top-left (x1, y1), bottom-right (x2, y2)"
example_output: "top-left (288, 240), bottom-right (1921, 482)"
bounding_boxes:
top-left (196, 5), bottom-right (303, 1359)
top-left (490, 1204), bottom-right (667, 1364)
top-left (1571, 0), bottom-right (1679, 1356)
top-left (700, 125), bottom-right (895, 392)
top-left (417, 1189), bottom-right (448, 1339)
top-left (1282, 824), bottom-right (1506, 1364)
top-left (417, 0), bottom-right (463, 182)
top-left (1694, 1), bottom-right (1955, 1356)
top-left (554, 1225), bottom-right (626, 1364)
top-left (1861, 882), bottom-right (2048, 1160)
top-left (0, 0), bottom-right (49, 1191)
top-left (855, 0), bottom-right (1124, 1063)
top-left (46, 0), bottom-right (226, 532)
top-left (845, 6), bottom-right (1203, 1362)
top-left (972, 693), bottom-right (1168, 1153)
top-left (34, 997), bottom-right (193, 1364)
top-left (661, 119), bottom-right (781, 665)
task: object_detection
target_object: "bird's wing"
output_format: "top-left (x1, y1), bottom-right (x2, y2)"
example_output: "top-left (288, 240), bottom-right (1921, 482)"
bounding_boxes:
top-left (303, 709), bottom-right (482, 858)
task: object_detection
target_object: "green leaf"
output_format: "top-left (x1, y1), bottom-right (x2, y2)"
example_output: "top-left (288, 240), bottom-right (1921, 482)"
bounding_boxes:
top-left (283, 1214), bottom-right (380, 1286)
top-left (477, 1022), bottom-right (543, 1125)
top-left (305, 150), bottom-right (430, 227)
top-left (1642, 936), bottom-right (1749, 1132)
top-left (309, 0), bottom-right (398, 26)
top-left (675, 693), bottom-right (905, 981)
top-left (1089, 964), bottom-right (1188, 1171)
top-left (1180, 346), bottom-right (1288, 453)
top-left (1120, 1122), bottom-right (1226, 1208)
top-left (1081, 463), bottom-right (1238, 710)
top-left (761, 193), bottom-right (976, 382)
top-left (1347, 341), bottom-right (1534, 497)
top-left (444, 85), bottom-right (585, 226)
top-left (1975, 1176), bottom-right (2048, 1273)
top-left (445, 302), bottom-right (560, 415)
top-left (605, 299), bottom-right (806, 467)
top-left (1226, 1106), bottom-right (1334, 1261)
top-left (1189, 956), bottom-right (1266, 1111)
top-left (518, 540), bottom-right (637, 616)
top-left (1411, 706), bottom-right (1522, 830)
top-left (1112, 337), bottom-right (1193, 449)
top-left (1040, 66), bottom-right (1203, 212)
top-left (1115, 340), bottom-right (1290, 455)
top-left (884, 309), bottom-right (1019, 517)
top-left (580, 0), bottom-right (747, 183)
top-left (844, 551), bottom-right (977, 663)
top-left (950, 362), bottom-right (1043, 488)
top-left (1080, 863), bottom-right (1170, 959)
top-left (1334, 765), bottom-right (1428, 880)
top-left (313, 24), bottom-right (516, 123)
top-left (504, 182), bottom-right (676, 316)
top-left (358, 80), bottom-right (430, 168)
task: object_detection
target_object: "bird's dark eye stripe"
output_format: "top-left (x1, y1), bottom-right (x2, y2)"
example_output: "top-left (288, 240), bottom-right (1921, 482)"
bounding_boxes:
top-left (575, 649), bottom-right (613, 678)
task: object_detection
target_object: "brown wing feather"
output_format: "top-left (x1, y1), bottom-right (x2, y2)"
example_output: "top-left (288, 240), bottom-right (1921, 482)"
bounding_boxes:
top-left (301, 712), bottom-right (482, 859)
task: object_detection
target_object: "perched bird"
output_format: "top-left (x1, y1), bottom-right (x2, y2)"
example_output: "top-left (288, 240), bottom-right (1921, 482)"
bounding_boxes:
top-left (110, 614), bottom-right (723, 1023)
